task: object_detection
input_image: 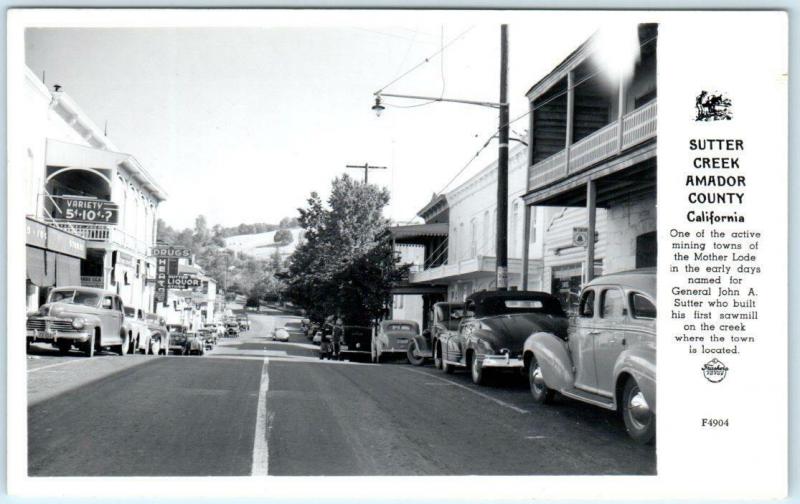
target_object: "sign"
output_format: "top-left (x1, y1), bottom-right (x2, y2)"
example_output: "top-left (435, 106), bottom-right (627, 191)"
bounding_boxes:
top-left (115, 251), bottom-right (134, 268)
top-left (156, 257), bottom-right (170, 307)
top-left (150, 246), bottom-right (191, 258)
top-left (52, 196), bottom-right (118, 224)
top-left (572, 227), bottom-right (599, 247)
top-left (48, 226), bottom-right (87, 259)
top-left (26, 218), bottom-right (47, 248)
top-left (167, 275), bottom-right (203, 288)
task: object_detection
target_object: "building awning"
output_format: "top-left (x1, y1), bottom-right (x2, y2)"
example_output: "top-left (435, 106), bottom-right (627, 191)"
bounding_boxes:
top-left (389, 223), bottom-right (448, 244)
top-left (55, 253), bottom-right (81, 287)
top-left (27, 247), bottom-right (55, 287)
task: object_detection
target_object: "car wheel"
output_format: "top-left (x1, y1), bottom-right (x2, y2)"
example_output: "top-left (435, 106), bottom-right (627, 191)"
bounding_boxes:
top-left (433, 343), bottom-right (443, 370)
top-left (118, 335), bottom-right (129, 356)
top-left (622, 378), bottom-right (655, 444)
top-left (528, 354), bottom-right (554, 404)
top-left (441, 349), bottom-right (454, 374)
top-left (84, 335), bottom-right (95, 358)
top-left (407, 342), bottom-right (425, 366)
top-left (470, 354), bottom-right (486, 385)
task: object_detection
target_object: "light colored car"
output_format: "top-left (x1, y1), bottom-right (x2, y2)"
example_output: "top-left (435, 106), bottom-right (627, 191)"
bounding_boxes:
top-left (272, 327), bottom-right (291, 342)
top-left (523, 269), bottom-right (656, 444)
top-left (146, 313), bottom-right (168, 355)
top-left (186, 333), bottom-right (205, 356)
top-left (26, 287), bottom-right (130, 357)
top-left (372, 320), bottom-right (419, 364)
top-left (124, 307), bottom-right (151, 355)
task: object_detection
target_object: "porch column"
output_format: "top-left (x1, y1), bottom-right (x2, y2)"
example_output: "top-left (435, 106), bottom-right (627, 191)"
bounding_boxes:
top-left (586, 180), bottom-right (596, 283)
top-left (617, 75), bottom-right (627, 152)
top-left (521, 204), bottom-right (532, 290)
top-left (526, 100), bottom-right (535, 189)
top-left (564, 70), bottom-right (575, 174)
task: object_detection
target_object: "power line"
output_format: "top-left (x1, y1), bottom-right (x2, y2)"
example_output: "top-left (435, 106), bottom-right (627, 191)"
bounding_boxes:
top-left (374, 26), bottom-right (474, 96)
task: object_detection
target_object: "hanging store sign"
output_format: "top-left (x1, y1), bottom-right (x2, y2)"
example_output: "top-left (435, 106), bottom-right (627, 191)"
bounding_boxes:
top-left (150, 246), bottom-right (191, 258)
top-left (572, 227), bottom-right (599, 247)
top-left (156, 257), bottom-right (170, 307)
top-left (167, 275), bottom-right (203, 288)
top-left (52, 196), bottom-right (119, 224)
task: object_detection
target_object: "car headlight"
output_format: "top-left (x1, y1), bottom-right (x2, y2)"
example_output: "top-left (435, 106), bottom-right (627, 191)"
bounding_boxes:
top-left (72, 318), bottom-right (86, 330)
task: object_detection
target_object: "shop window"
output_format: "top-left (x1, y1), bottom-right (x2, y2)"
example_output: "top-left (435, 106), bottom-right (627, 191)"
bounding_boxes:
top-left (636, 231), bottom-right (657, 268)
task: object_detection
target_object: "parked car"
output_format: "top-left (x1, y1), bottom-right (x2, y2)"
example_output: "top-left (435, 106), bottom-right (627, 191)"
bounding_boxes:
top-left (186, 333), bottom-right (205, 356)
top-left (438, 290), bottom-right (568, 386)
top-left (237, 316), bottom-right (250, 331)
top-left (420, 302), bottom-right (465, 368)
top-left (273, 327), bottom-right (291, 342)
top-left (26, 287), bottom-right (131, 357)
top-left (168, 330), bottom-right (189, 355)
top-left (523, 269), bottom-right (656, 443)
top-left (372, 320), bottom-right (419, 363)
top-left (338, 325), bottom-right (372, 362)
top-left (123, 307), bottom-right (151, 354)
top-left (146, 313), bottom-right (168, 355)
top-left (225, 323), bottom-right (240, 337)
top-left (199, 327), bottom-right (217, 348)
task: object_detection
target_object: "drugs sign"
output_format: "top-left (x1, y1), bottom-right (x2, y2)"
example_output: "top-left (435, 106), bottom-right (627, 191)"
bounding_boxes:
top-left (150, 246), bottom-right (191, 258)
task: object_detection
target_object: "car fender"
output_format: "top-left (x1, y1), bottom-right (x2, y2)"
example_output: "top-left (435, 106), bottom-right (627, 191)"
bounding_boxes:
top-left (523, 332), bottom-right (575, 392)
top-left (613, 346), bottom-right (656, 414)
top-left (411, 334), bottom-right (430, 353)
top-left (80, 314), bottom-right (102, 329)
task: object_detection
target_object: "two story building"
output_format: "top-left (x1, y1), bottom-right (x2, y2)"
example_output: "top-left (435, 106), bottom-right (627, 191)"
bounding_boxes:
top-left (519, 23), bottom-right (657, 314)
top-left (22, 67), bottom-right (168, 313)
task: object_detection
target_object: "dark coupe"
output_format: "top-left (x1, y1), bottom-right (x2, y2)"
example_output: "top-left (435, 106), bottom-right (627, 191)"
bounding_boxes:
top-left (438, 290), bottom-right (568, 385)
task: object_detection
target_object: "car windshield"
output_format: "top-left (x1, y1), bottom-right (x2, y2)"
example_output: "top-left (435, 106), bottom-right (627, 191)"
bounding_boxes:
top-left (438, 306), bottom-right (465, 322)
top-left (384, 323), bottom-right (415, 332)
top-left (49, 290), bottom-right (101, 307)
top-left (479, 296), bottom-right (566, 317)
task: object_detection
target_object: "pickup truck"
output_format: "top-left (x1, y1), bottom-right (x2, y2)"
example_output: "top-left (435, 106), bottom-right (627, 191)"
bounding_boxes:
top-left (26, 287), bottom-right (131, 357)
top-left (123, 307), bottom-right (151, 354)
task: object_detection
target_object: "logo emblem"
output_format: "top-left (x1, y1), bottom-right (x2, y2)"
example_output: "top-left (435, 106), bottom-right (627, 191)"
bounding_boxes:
top-left (701, 358), bottom-right (729, 383)
top-left (695, 90), bottom-right (732, 121)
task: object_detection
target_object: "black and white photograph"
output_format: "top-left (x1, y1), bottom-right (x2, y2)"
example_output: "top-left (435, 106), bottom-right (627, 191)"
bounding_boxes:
top-left (5, 7), bottom-right (789, 501)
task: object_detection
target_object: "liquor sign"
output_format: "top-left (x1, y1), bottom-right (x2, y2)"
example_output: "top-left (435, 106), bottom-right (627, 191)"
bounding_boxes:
top-left (167, 275), bottom-right (203, 288)
top-left (52, 196), bottom-right (119, 224)
top-left (150, 246), bottom-right (191, 258)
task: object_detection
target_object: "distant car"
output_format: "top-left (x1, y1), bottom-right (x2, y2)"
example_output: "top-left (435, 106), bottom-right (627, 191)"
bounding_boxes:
top-left (146, 313), bottom-right (168, 355)
top-left (123, 307), bottom-right (151, 355)
top-left (26, 287), bottom-right (129, 357)
top-left (198, 328), bottom-right (217, 348)
top-left (168, 331), bottom-right (189, 355)
top-left (338, 325), bottom-right (372, 362)
top-left (372, 320), bottom-right (419, 364)
top-left (273, 327), bottom-right (291, 342)
top-left (225, 323), bottom-right (240, 337)
top-left (186, 333), bottom-right (205, 356)
top-left (438, 290), bottom-right (568, 387)
top-left (523, 269), bottom-right (656, 444)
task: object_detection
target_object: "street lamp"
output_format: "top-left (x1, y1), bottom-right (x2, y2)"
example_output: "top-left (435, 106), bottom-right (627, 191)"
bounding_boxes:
top-left (372, 25), bottom-right (511, 290)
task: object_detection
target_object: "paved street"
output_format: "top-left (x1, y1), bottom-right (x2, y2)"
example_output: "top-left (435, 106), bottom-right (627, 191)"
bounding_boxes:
top-left (28, 310), bottom-right (655, 476)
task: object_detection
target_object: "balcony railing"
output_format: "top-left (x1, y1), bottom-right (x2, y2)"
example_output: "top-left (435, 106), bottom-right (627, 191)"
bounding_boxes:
top-left (528, 99), bottom-right (657, 191)
top-left (49, 221), bottom-right (151, 256)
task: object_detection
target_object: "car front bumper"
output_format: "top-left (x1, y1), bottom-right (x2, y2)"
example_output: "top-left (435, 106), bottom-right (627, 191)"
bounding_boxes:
top-left (479, 354), bottom-right (524, 369)
top-left (27, 330), bottom-right (91, 343)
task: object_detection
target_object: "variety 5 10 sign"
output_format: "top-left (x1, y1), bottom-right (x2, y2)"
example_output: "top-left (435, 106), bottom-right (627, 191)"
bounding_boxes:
top-left (52, 196), bottom-right (119, 224)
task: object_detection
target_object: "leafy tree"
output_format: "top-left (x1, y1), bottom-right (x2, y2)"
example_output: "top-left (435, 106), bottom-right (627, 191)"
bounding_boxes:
top-left (274, 229), bottom-right (294, 246)
top-left (282, 174), bottom-right (408, 324)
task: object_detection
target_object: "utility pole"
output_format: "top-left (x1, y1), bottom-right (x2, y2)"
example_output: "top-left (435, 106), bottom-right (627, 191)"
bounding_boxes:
top-left (346, 163), bottom-right (387, 184)
top-left (496, 24), bottom-right (510, 291)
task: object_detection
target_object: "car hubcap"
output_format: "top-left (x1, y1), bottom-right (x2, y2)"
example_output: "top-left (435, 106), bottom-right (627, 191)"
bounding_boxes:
top-left (530, 364), bottom-right (546, 393)
top-left (627, 387), bottom-right (651, 428)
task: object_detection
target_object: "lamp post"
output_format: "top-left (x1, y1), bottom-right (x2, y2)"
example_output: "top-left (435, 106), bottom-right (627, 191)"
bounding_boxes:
top-left (373, 24), bottom-right (510, 290)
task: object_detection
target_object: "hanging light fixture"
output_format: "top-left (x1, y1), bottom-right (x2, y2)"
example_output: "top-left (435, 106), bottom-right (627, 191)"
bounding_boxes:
top-left (371, 95), bottom-right (385, 117)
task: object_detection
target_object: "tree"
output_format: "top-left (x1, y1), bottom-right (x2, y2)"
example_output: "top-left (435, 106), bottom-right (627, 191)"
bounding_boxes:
top-left (282, 174), bottom-right (408, 324)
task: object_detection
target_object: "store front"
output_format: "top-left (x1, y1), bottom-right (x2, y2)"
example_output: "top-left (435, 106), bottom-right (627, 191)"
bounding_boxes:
top-left (25, 217), bottom-right (87, 311)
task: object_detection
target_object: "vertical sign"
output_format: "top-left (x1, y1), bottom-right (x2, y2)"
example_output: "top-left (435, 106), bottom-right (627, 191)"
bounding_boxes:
top-left (156, 257), bottom-right (169, 307)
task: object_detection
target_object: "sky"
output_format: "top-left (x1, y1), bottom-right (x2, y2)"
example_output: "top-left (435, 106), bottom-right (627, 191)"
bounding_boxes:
top-left (25, 15), bottom-right (603, 230)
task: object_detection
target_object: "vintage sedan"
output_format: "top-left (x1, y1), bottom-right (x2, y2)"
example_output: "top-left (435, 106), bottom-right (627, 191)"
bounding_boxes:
top-left (146, 313), bottom-right (168, 355)
top-left (124, 307), bottom-right (151, 355)
top-left (338, 325), bottom-right (372, 362)
top-left (371, 320), bottom-right (419, 363)
top-left (168, 331), bottom-right (189, 355)
top-left (439, 290), bottom-right (568, 386)
top-left (419, 302), bottom-right (465, 368)
top-left (26, 287), bottom-right (130, 357)
top-left (523, 269), bottom-right (656, 444)
top-left (186, 333), bottom-right (205, 356)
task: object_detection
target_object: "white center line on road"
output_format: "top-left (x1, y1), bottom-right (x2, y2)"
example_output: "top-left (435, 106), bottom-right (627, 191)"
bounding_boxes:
top-left (404, 368), bottom-right (530, 415)
top-left (251, 358), bottom-right (270, 476)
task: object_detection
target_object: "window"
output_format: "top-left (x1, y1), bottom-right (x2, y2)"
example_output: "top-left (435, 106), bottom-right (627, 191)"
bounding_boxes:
top-left (579, 290), bottom-right (595, 318)
top-left (470, 219), bottom-right (477, 258)
top-left (631, 293), bottom-right (656, 319)
top-left (102, 296), bottom-right (113, 309)
top-left (600, 288), bottom-right (625, 319)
